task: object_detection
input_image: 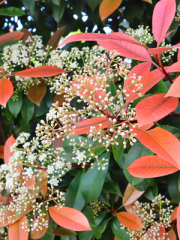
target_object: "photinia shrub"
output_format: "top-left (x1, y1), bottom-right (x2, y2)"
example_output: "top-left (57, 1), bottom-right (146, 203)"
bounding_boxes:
top-left (1, 0), bottom-right (180, 239)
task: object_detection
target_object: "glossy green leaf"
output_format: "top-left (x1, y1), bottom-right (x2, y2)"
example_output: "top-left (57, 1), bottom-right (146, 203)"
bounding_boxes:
top-left (53, 0), bottom-right (65, 22)
top-left (147, 80), bottom-right (168, 94)
top-left (168, 172), bottom-right (180, 204)
top-left (34, 97), bottom-right (49, 117)
top-left (78, 230), bottom-right (94, 240)
top-left (0, 40), bottom-right (18, 51)
top-left (0, 7), bottom-right (25, 16)
top-left (18, 116), bottom-right (31, 132)
top-left (98, 189), bottom-right (110, 206)
top-left (124, 142), bottom-right (153, 186)
top-left (21, 96), bottom-right (34, 123)
top-left (65, 170), bottom-right (85, 211)
top-left (52, 0), bottom-right (60, 5)
top-left (144, 182), bottom-right (158, 201)
top-left (111, 217), bottom-right (130, 240)
top-left (103, 178), bottom-right (122, 196)
top-left (61, 236), bottom-right (76, 240)
top-left (112, 136), bottom-right (124, 165)
top-left (45, 88), bottom-right (55, 108)
top-left (22, 0), bottom-right (35, 11)
top-left (87, 0), bottom-right (99, 11)
top-left (8, 91), bottom-right (23, 118)
top-left (38, 231), bottom-right (55, 240)
top-left (80, 152), bottom-right (109, 202)
top-left (93, 218), bottom-right (109, 239)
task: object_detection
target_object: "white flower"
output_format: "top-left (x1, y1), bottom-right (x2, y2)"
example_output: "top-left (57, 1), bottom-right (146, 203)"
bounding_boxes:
top-left (55, 161), bottom-right (65, 169)
top-left (0, 164), bottom-right (8, 172)
top-left (76, 150), bottom-right (86, 162)
top-left (25, 167), bottom-right (33, 178)
top-left (47, 165), bottom-right (54, 174)
top-left (49, 177), bottom-right (59, 186)
top-left (27, 154), bottom-right (36, 164)
top-left (39, 153), bottom-right (47, 162)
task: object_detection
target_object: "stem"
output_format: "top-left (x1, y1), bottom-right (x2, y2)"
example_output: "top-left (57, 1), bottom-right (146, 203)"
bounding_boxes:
top-left (157, 55), bottom-right (173, 84)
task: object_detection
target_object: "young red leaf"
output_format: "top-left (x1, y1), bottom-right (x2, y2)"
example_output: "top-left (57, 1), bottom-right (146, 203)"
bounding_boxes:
top-left (9, 216), bottom-right (28, 240)
top-left (99, 0), bottom-right (122, 21)
top-left (4, 135), bottom-right (15, 165)
top-left (21, 28), bottom-right (33, 42)
top-left (167, 61), bottom-right (180, 73)
top-left (171, 206), bottom-right (178, 222)
top-left (0, 31), bottom-right (24, 44)
top-left (177, 203), bottom-right (180, 240)
top-left (46, 26), bottom-right (65, 50)
top-left (152, 0), bottom-right (176, 46)
top-left (128, 155), bottom-right (179, 178)
top-left (53, 138), bottom-right (63, 155)
top-left (27, 79), bottom-right (46, 106)
top-left (0, 195), bottom-right (13, 205)
top-left (49, 206), bottom-right (92, 231)
top-left (143, 223), bottom-right (165, 239)
top-left (166, 229), bottom-right (177, 240)
top-left (165, 76), bottom-right (180, 97)
top-left (31, 212), bottom-right (49, 239)
top-left (132, 127), bottom-right (180, 168)
top-left (117, 212), bottom-right (143, 230)
top-left (122, 184), bottom-right (144, 206)
top-left (127, 69), bottom-right (166, 103)
top-left (37, 171), bottom-right (48, 198)
top-left (70, 117), bottom-right (109, 135)
top-left (123, 62), bottom-right (151, 101)
top-left (54, 93), bottom-right (66, 106)
top-left (25, 178), bottom-right (36, 188)
top-left (136, 93), bottom-right (178, 127)
top-left (114, 237), bottom-right (119, 240)
top-left (15, 66), bottom-right (68, 78)
top-left (148, 42), bottom-right (180, 55)
top-left (0, 78), bottom-right (13, 108)
top-left (0, 145), bottom-right (4, 159)
top-left (178, 50), bottom-right (180, 62)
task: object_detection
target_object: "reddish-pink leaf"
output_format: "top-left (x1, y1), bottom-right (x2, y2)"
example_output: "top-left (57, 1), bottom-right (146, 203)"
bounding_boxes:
top-left (54, 93), bottom-right (66, 106)
top-left (25, 178), bottom-right (36, 188)
top-left (122, 184), bottom-right (144, 206)
top-left (128, 155), bottom-right (179, 178)
top-left (171, 206), bottom-right (178, 222)
top-left (136, 93), bottom-right (178, 127)
top-left (143, 223), bottom-right (165, 239)
top-left (123, 62), bottom-right (151, 101)
top-left (148, 42), bottom-right (180, 55)
top-left (4, 135), bottom-right (15, 165)
top-left (0, 31), bottom-right (24, 44)
top-left (178, 50), bottom-right (180, 62)
top-left (0, 78), bottom-right (13, 108)
top-left (117, 212), bottom-right (143, 230)
top-left (9, 216), bottom-right (28, 240)
top-left (114, 237), bottom-right (119, 240)
top-left (49, 206), bottom-right (92, 231)
top-left (139, 123), bottom-right (154, 131)
top-left (177, 203), bottom-right (180, 240)
top-left (0, 195), bottom-right (13, 205)
top-left (31, 212), bottom-right (48, 239)
top-left (167, 61), bottom-right (180, 73)
top-left (15, 66), bottom-right (68, 78)
top-left (166, 229), bottom-right (177, 240)
top-left (165, 76), bottom-right (180, 97)
top-left (127, 69), bottom-right (165, 103)
top-left (152, 0), bottom-right (176, 46)
top-left (27, 79), bottom-right (46, 106)
top-left (53, 138), bottom-right (63, 153)
top-left (132, 127), bottom-right (180, 168)
top-left (99, 0), bottom-right (122, 21)
top-left (46, 26), bottom-right (65, 51)
top-left (70, 117), bottom-right (109, 135)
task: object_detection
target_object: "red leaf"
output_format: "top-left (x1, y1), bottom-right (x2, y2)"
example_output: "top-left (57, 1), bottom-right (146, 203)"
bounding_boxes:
top-left (15, 66), bottom-right (68, 78)
top-left (49, 206), bottom-right (92, 231)
top-left (46, 26), bottom-right (65, 51)
top-left (0, 31), bottom-right (24, 44)
top-left (128, 155), bottom-right (179, 178)
top-left (37, 171), bottom-right (48, 198)
top-left (123, 62), bottom-right (151, 101)
top-left (127, 69), bottom-right (165, 103)
top-left (166, 229), bottom-right (177, 240)
top-left (0, 145), bottom-right (4, 159)
top-left (178, 50), bottom-right (180, 62)
top-left (165, 76), bottom-right (180, 97)
top-left (122, 184), bottom-right (144, 206)
top-left (132, 127), bottom-right (180, 168)
top-left (177, 204), bottom-right (180, 240)
top-left (54, 93), bottom-right (66, 106)
top-left (31, 212), bottom-right (48, 239)
top-left (148, 42), bottom-right (180, 55)
top-left (21, 28), bottom-right (32, 42)
top-left (0, 78), bottom-right (13, 108)
top-left (117, 212), bottom-right (143, 230)
top-left (152, 0), bottom-right (176, 46)
top-left (9, 216), bottom-right (28, 240)
top-left (171, 206), bottom-right (178, 222)
top-left (136, 93), bottom-right (178, 127)
top-left (70, 117), bottom-right (109, 135)
top-left (58, 32), bottom-right (151, 62)
top-left (25, 178), bottom-right (36, 188)
top-left (4, 135), bottom-right (15, 165)
top-left (0, 195), bottom-right (13, 205)
top-left (27, 79), bottom-right (46, 106)
top-left (99, 0), bottom-right (122, 21)
top-left (167, 61), bottom-right (180, 73)
top-left (114, 237), bottom-right (120, 240)
top-left (143, 223), bottom-right (165, 239)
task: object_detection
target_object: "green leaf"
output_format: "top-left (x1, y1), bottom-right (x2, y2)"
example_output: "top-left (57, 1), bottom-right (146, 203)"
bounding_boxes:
top-left (147, 80), bottom-right (168, 94)
top-left (53, 0), bottom-right (65, 23)
top-left (8, 91), bottom-right (23, 118)
top-left (111, 217), bottom-right (130, 240)
top-left (98, 189), bottom-right (110, 206)
top-left (133, 178), bottom-right (154, 191)
top-left (93, 218), bottom-right (109, 239)
top-left (80, 152), bottom-right (110, 202)
top-left (34, 97), bottom-right (49, 117)
top-left (0, 40), bottom-right (18, 51)
top-left (124, 141), bottom-right (153, 186)
top-left (45, 88), bottom-right (55, 108)
top-left (106, 80), bottom-right (117, 103)
top-left (103, 177), bottom-right (122, 196)
top-left (112, 136), bottom-right (124, 165)
top-left (87, 0), bottom-right (99, 11)
top-left (52, 0), bottom-right (60, 5)
top-left (21, 96), bottom-right (34, 124)
top-left (93, 212), bottom-right (107, 227)
top-left (38, 231), bottom-right (55, 240)
top-left (144, 182), bottom-right (158, 201)
top-left (0, 7), bottom-right (26, 16)
top-left (71, 0), bottom-right (84, 17)
top-left (5, 104), bottom-right (12, 121)
top-left (65, 170), bottom-right (85, 211)
top-left (18, 116), bottom-right (31, 132)
top-left (168, 172), bottom-right (180, 203)
top-left (78, 230), bottom-right (93, 240)
top-left (22, 0), bottom-right (35, 12)
top-left (61, 236), bottom-right (77, 240)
